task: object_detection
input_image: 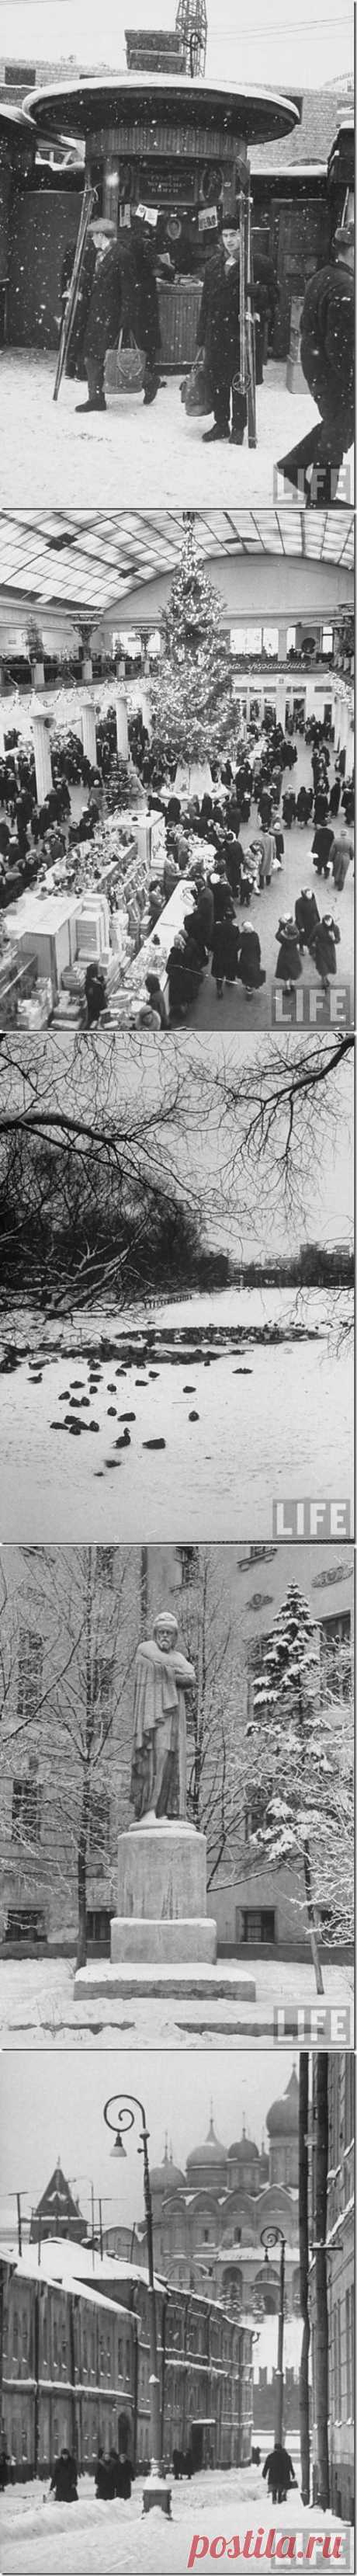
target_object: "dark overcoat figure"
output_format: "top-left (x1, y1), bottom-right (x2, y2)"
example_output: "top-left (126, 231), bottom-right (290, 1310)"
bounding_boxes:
top-left (276, 921), bottom-right (303, 982)
top-left (197, 240), bottom-right (240, 436)
top-left (237, 924), bottom-right (265, 990)
top-left (295, 889), bottom-right (320, 947)
top-left (312, 915), bottom-right (341, 979)
top-left (300, 251), bottom-right (355, 464)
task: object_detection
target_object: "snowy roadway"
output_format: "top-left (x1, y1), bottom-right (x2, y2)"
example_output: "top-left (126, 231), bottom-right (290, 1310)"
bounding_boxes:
top-left (0, 2466), bottom-right (349, 2573)
top-left (0, 353), bottom-right (353, 509)
top-left (0, 1953), bottom-right (352, 2047)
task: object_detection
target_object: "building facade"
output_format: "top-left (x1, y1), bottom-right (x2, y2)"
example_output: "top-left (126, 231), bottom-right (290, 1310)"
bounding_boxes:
top-left (1, 1542), bottom-right (352, 1962)
top-left (310, 2053), bottom-right (354, 2522)
top-left (0, 2235), bottom-right (254, 2477)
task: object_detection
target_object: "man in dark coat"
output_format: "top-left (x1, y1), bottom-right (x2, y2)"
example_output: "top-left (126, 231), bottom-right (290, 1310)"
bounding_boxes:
top-left (276, 221), bottom-right (354, 499)
top-left (311, 820), bottom-right (334, 877)
top-left (197, 230), bottom-right (241, 442)
top-left (49, 2448), bottom-right (78, 2503)
top-left (262, 2441), bottom-right (296, 2504)
top-left (77, 221), bottom-right (161, 414)
top-left (295, 888), bottom-right (320, 950)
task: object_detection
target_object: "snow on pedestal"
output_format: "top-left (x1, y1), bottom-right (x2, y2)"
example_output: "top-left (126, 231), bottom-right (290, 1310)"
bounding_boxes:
top-left (74, 1821), bottom-right (256, 2001)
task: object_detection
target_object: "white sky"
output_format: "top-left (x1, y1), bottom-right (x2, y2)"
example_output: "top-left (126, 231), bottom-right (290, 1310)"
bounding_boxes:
top-left (0, 2049), bottom-right (295, 2237)
top-left (0, 0), bottom-right (353, 89)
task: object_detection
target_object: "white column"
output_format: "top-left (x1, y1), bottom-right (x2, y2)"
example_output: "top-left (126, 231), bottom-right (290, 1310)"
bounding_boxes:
top-left (140, 687), bottom-right (151, 735)
top-left (275, 679), bottom-right (286, 726)
top-left (81, 696), bottom-right (97, 767)
top-left (116, 689), bottom-right (129, 760)
top-left (278, 626), bottom-right (288, 661)
top-left (32, 712), bottom-right (53, 805)
top-left (136, 814), bottom-right (152, 874)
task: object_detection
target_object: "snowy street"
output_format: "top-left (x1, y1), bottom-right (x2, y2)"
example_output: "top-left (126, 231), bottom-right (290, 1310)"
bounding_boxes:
top-left (0, 1952), bottom-right (352, 2046)
top-left (0, 2465), bottom-right (349, 2573)
top-left (1, 353), bottom-right (352, 510)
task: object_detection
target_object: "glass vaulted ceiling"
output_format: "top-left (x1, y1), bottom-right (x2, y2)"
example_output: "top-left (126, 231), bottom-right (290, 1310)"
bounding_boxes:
top-left (0, 509), bottom-right (353, 622)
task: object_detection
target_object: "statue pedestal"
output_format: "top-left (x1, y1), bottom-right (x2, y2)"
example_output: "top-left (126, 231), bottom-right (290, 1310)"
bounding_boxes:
top-left (112, 1820), bottom-right (217, 1965)
top-left (74, 1820), bottom-right (256, 2002)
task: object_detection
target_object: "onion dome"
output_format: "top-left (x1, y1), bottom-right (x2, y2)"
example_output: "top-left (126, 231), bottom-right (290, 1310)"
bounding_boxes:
top-left (266, 2068), bottom-right (299, 2138)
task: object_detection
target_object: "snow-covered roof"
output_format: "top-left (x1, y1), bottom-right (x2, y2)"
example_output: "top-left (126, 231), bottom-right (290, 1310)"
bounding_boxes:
top-left (0, 2240), bottom-right (164, 2295)
top-left (1, 2250), bottom-right (133, 2320)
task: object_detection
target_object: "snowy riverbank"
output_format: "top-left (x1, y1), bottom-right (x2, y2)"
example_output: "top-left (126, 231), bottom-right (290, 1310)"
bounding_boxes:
top-left (0, 1291), bottom-right (352, 1542)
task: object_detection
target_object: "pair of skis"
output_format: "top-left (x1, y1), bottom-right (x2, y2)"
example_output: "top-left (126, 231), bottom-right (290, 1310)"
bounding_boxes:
top-left (54, 178), bottom-right (95, 402)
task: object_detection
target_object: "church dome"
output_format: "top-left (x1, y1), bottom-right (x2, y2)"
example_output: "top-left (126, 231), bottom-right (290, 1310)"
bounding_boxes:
top-left (227, 2136), bottom-right (259, 2164)
top-left (150, 2146), bottom-right (185, 2196)
top-left (186, 2115), bottom-right (228, 2181)
top-left (266, 2069), bottom-right (299, 2138)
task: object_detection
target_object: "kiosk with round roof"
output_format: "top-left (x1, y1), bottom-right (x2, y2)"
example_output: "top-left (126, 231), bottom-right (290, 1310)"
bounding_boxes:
top-left (24, 73), bottom-right (299, 367)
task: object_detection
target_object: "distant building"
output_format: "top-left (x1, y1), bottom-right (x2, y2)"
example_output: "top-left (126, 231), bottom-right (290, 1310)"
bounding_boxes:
top-left (106, 2067), bottom-right (303, 2438)
top-left (29, 2160), bottom-right (87, 2246)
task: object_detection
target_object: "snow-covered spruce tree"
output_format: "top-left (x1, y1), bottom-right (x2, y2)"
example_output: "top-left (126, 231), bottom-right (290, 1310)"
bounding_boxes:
top-left (244, 1582), bottom-right (341, 1995)
top-left (148, 515), bottom-right (240, 767)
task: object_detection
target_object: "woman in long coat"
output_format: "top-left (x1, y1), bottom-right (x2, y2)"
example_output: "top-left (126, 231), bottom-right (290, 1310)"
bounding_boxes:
top-left (237, 922), bottom-right (265, 996)
top-left (311, 914), bottom-right (341, 986)
top-left (276, 918), bottom-right (303, 986)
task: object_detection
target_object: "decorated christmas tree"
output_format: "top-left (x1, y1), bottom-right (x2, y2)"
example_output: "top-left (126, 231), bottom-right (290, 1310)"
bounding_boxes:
top-left (243, 1582), bottom-right (351, 1994)
top-left (149, 514), bottom-right (240, 767)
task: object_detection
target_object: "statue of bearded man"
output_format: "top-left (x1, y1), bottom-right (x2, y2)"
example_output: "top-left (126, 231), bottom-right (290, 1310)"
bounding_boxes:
top-left (130, 1612), bottom-right (196, 1823)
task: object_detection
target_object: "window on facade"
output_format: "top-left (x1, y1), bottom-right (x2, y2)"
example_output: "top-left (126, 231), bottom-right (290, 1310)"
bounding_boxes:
top-left (53, 2316), bottom-right (58, 2363)
top-left (12, 1777), bottom-right (42, 1845)
top-left (118, 2338), bottom-right (123, 2374)
top-left (320, 1611), bottom-right (352, 1702)
top-left (88, 1791), bottom-right (110, 1865)
top-left (82, 2324), bottom-right (87, 2369)
top-left (43, 2305), bottom-right (47, 2362)
top-left (242, 1910), bottom-right (276, 1944)
top-left (126, 2339), bottom-right (130, 2376)
top-left (17, 1629), bottom-right (43, 1722)
top-left (175, 1547), bottom-right (199, 1588)
top-left (5, 1904), bottom-right (47, 1943)
top-left (12, 2308), bottom-right (19, 2359)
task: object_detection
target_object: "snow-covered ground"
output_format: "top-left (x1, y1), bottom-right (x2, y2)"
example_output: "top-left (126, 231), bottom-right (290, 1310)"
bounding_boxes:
top-left (0, 1293), bottom-right (352, 1542)
top-left (0, 1952), bottom-right (352, 2047)
top-left (0, 2465), bottom-right (350, 2574)
top-left (0, 353), bottom-right (353, 510)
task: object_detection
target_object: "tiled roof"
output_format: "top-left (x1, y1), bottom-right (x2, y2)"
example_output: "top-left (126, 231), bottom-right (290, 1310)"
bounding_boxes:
top-left (251, 84), bottom-right (354, 173)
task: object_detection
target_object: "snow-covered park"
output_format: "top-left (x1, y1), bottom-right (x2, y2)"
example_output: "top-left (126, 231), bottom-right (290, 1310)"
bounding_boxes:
top-left (0, 1951), bottom-right (352, 2047)
top-left (0, 2465), bottom-right (351, 2574)
top-left (0, 353), bottom-right (353, 510)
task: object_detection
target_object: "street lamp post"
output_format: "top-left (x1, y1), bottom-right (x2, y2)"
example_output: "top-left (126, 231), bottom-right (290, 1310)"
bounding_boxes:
top-left (103, 2094), bottom-right (172, 2518)
top-left (260, 2225), bottom-right (286, 2447)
